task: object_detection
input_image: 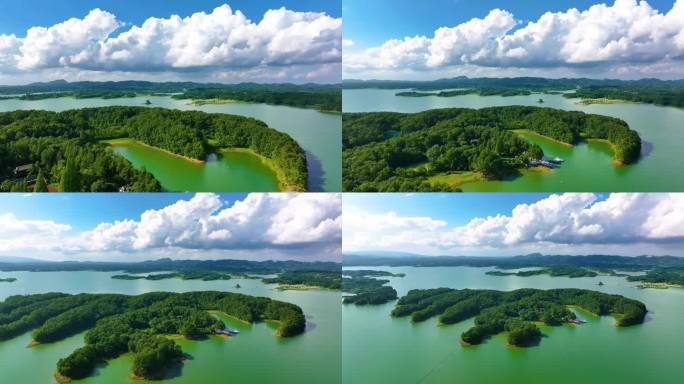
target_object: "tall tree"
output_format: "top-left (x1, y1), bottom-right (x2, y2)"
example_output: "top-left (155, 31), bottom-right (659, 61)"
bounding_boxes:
top-left (34, 169), bottom-right (48, 192)
top-left (59, 158), bottom-right (81, 192)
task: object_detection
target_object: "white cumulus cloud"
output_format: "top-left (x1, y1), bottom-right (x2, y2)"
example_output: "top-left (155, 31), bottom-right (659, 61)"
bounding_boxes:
top-left (0, 193), bottom-right (341, 261)
top-left (344, 193), bottom-right (684, 255)
top-left (344, 0), bottom-right (684, 77)
top-left (0, 4), bottom-right (341, 81)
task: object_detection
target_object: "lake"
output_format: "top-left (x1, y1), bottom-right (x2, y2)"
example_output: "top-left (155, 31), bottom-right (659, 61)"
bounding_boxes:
top-left (0, 96), bottom-right (341, 192)
top-left (106, 139), bottom-right (280, 192)
top-left (0, 271), bottom-right (341, 384)
top-left (342, 266), bottom-right (684, 384)
top-left (343, 89), bottom-right (684, 191)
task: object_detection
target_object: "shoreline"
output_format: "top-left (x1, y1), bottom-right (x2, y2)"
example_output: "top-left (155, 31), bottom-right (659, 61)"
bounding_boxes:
top-left (217, 147), bottom-right (297, 192)
top-left (104, 138), bottom-right (205, 164)
top-left (512, 129), bottom-right (574, 148)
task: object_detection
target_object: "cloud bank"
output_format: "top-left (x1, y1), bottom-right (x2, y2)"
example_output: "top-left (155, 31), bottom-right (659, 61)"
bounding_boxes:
top-left (0, 4), bottom-right (341, 83)
top-left (344, 0), bottom-right (684, 79)
top-left (0, 193), bottom-right (342, 261)
top-left (343, 193), bottom-right (684, 256)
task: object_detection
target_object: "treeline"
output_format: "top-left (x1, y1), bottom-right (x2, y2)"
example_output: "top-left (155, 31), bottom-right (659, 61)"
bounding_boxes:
top-left (111, 271), bottom-right (232, 281)
top-left (342, 270), bottom-right (401, 305)
top-left (0, 291), bottom-right (305, 381)
top-left (343, 106), bottom-right (640, 191)
top-left (396, 88), bottom-right (533, 98)
top-left (564, 85), bottom-right (684, 108)
top-left (0, 277), bottom-right (16, 282)
top-left (0, 90), bottom-right (138, 100)
top-left (486, 266), bottom-right (598, 278)
top-left (392, 288), bottom-right (646, 347)
top-left (626, 268), bottom-right (684, 286)
top-left (173, 88), bottom-right (341, 112)
top-left (0, 106), bottom-right (307, 192)
top-left (262, 270), bottom-right (342, 289)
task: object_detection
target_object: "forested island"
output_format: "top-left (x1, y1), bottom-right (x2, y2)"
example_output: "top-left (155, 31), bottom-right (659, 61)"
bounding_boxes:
top-left (0, 80), bottom-right (342, 112)
top-left (345, 77), bottom-right (684, 109)
top-left (0, 106), bottom-right (307, 192)
top-left (111, 271), bottom-right (232, 281)
top-left (343, 106), bottom-right (640, 191)
top-left (396, 88), bottom-right (534, 98)
top-left (262, 270), bottom-right (341, 290)
top-left (0, 277), bottom-right (17, 282)
top-left (342, 270), bottom-right (402, 305)
top-left (486, 266), bottom-right (598, 278)
top-left (0, 291), bottom-right (305, 382)
top-left (391, 288), bottom-right (646, 347)
top-left (627, 268), bottom-right (684, 288)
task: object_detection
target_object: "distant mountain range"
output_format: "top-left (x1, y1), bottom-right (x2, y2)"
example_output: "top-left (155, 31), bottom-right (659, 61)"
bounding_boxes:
top-left (343, 253), bottom-right (684, 269)
top-left (0, 80), bottom-right (341, 94)
top-left (0, 257), bottom-right (340, 273)
top-left (342, 76), bottom-right (684, 90)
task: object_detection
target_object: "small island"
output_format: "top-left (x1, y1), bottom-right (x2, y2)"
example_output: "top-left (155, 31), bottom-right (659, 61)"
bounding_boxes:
top-left (0, 277), bottom-right (17, 282)
top-left (391, 288), bottom-right (646, 347)
top-left (486, 266), bottom-right (598, 278)
top-left (112, 271), bottom-right (232, 281)
top-left (343, 106), bottom-right (640, 191)
top-left (0, 291), bottom-right (305, 382)
top-left (262, 270), bottom-right (341, 290)
top-left (627, 268), bottom-right (684, 289)
top-left (342, 270), bottom-right (403, 305)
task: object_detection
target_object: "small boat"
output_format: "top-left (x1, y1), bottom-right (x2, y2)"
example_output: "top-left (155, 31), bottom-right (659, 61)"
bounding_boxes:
top-left (568, 319), bottom-right (587, 324)
top-left (215, 328), bottom-right (240, 336)
top-left (549, 157), bottom-right (564, 164)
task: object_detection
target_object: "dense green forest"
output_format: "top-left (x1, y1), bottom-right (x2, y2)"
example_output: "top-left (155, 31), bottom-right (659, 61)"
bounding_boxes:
top-left (0, 291), bottom-right (305, 381)
top-left (486, 266), bottom-right (598, 278)
top-left (111, 271), bottom-right (232, 281)
top-left (262, 270), bottom-right (342, 289)
top-left (0, 258), bottom-right (340, 275)
top-left (391, 288), bottom-right (646, 347)
top-left (343, 106), bottom-right (640, 191)
top-left (0, 80), bottom-right (341, 111)
top-left (0, 106), bottom-right (307, 192)
top-left (626, 268), bottom-right (684, 286)
top-left (564, 86), bottom-right (684, 108)
top-left (342, 270), bottom-right (401, 305)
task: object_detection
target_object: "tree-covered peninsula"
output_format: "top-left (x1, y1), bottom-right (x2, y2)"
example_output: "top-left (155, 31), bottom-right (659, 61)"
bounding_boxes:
top-left (0, 106), bottom-right (307, 192)
top-left (111, 271), bottom-right (232, 281)
top-left (262, 270), bottom-right (342, 290)
top-left (342, 270), bottom-right (402, 305)
top-left (392, 288), bottom-right (646, 347)
top-left (343, 106), bottom-right (641, 191)
top-left (0, 291), bottom-right (305, 382)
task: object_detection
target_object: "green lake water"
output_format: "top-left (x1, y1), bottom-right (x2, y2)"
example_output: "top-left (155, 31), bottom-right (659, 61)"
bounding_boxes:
top-left (108, 140), bottom-right (280, 192)
top-left (342, 266), bottom-right (684, 384)
top-left (0, 271), bottom-right (341, 384)
top-left (0, 96), bottom-right (341, 192)
top-left (342, 89), bottom-right (684, 191)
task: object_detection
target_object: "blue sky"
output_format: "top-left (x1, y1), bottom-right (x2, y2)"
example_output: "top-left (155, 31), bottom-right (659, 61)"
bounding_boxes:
top-left (343, 0), bottom-right (674, 49)
top-left (0, 193), bottom-right (341, 262)
top-left (343, 0), bottom-right (684, 80)
top-left (343, 193), bottom-right (684, 257)
top-left (0, 1), bottom-right (342, 84)
top-left (0, 0), bottom-right (341, 35)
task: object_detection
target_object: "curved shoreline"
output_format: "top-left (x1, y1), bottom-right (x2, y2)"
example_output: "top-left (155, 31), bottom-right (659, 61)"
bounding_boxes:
top-left (104, 138), bottom-right (299, 192)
